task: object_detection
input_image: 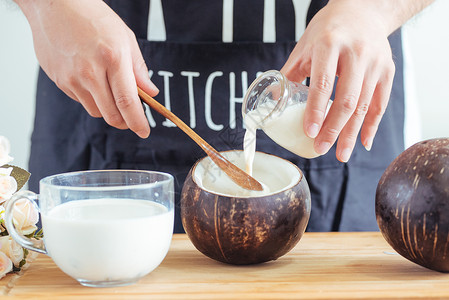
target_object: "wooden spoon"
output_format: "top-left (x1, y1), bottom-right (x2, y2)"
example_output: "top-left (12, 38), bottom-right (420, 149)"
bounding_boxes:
top-left (138, 87), bottom-right (263, 191)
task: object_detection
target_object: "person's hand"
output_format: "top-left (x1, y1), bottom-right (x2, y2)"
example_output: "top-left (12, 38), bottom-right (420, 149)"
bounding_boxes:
top-left (16, 0), bottom-right (158, 138)
top-left (281, 0), bottom-right (397, 162)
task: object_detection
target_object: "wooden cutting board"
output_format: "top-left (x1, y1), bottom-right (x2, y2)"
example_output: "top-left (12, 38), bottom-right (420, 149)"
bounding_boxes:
top-left (3, 232), bottom-right (449, 299)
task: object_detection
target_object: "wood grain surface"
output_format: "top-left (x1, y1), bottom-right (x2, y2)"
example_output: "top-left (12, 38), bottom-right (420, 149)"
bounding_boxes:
top-left (2, 232), bottom-right (449, 299)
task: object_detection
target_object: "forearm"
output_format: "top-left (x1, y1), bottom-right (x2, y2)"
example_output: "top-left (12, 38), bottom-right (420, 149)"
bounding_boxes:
top-left (13, 0), bottom-right (42, 21)
top-left (384, 0), bottom-right (435, 32)
top-left (327, 0), bottom-right (435, 35)
top-left (13, 0), bottom-right (60, 34)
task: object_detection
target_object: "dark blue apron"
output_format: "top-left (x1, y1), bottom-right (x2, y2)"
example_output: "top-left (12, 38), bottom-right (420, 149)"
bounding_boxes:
top-left (29, 0), bottom-right (404, 233)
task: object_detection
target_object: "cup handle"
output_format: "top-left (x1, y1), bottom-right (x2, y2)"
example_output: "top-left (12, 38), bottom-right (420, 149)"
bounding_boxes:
top-left (5, 190), bottom-right (47, 254)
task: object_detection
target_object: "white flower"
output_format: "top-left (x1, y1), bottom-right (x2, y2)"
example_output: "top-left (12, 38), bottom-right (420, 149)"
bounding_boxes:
top-left (0, 251), bottom-right (13, 279)
top-left (0, 136), bottom-right (13, 166)
top-left (0, 236), bottom-right (24, 267)
top-left (0, 173), bottom-right (17, 204)
top-left (7, 198), bottom-right (39, 235)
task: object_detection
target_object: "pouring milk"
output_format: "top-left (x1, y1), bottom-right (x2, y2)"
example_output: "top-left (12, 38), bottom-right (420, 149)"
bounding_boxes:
top-left (242, 70), bottom-right (331, 177)
top-left (243, 100), bottom-right (319, 176)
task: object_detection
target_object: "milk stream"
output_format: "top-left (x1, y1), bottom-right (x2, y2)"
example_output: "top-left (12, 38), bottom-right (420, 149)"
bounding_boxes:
top-left (42, 198), bottom-right (173, 282)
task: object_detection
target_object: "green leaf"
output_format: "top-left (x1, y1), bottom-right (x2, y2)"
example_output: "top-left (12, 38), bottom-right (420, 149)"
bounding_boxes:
top-left (19, 258), bottom-right (26, 268)
top-left (3, 164), bottom-right (31, 191)
top-left (35, 228), bottom-right (43, 239)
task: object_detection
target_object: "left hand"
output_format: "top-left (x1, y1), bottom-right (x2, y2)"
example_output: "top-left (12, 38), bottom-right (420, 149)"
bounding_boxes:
top-left (281, 0), bottom-right (396, 162)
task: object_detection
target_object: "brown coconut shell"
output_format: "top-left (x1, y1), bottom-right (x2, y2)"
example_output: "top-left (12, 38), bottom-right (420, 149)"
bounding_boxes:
top-left (376, 138), bottom-right (449, 272)
top-left (181, 153), bottom-right (311, 265)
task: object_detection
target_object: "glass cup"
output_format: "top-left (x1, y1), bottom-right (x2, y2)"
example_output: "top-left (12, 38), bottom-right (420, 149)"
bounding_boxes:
top-left (242, 70), bottom-right (332, 159)
top-left (5, 170), bottom-right (174, 287)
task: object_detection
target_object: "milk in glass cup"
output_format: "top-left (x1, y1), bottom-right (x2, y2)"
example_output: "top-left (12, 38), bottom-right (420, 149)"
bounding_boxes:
top-left (5, 170), bottom-right (174, 287)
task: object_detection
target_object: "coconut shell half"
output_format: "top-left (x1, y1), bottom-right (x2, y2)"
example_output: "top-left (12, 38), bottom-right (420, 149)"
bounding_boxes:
top-left (181, 150), bottom-right (311, 265)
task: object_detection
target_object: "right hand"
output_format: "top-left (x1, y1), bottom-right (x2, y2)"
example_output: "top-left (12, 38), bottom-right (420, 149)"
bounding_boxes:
top-left (281, 0), bottom-right (396, 162)
top-left (17, 0), bottom-right (158, 138)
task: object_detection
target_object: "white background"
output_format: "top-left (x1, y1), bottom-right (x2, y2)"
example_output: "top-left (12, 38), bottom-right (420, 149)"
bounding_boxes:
top-left (0, 0), bottom-right (448, 170)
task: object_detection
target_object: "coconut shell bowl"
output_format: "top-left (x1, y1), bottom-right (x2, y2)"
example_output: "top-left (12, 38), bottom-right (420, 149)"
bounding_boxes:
top-left (181, 150), bottom-right (311, 265)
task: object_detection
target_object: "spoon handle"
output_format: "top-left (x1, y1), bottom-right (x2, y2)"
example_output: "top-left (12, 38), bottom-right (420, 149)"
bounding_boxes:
top-left (138, 87), bottom-right (263, 191)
